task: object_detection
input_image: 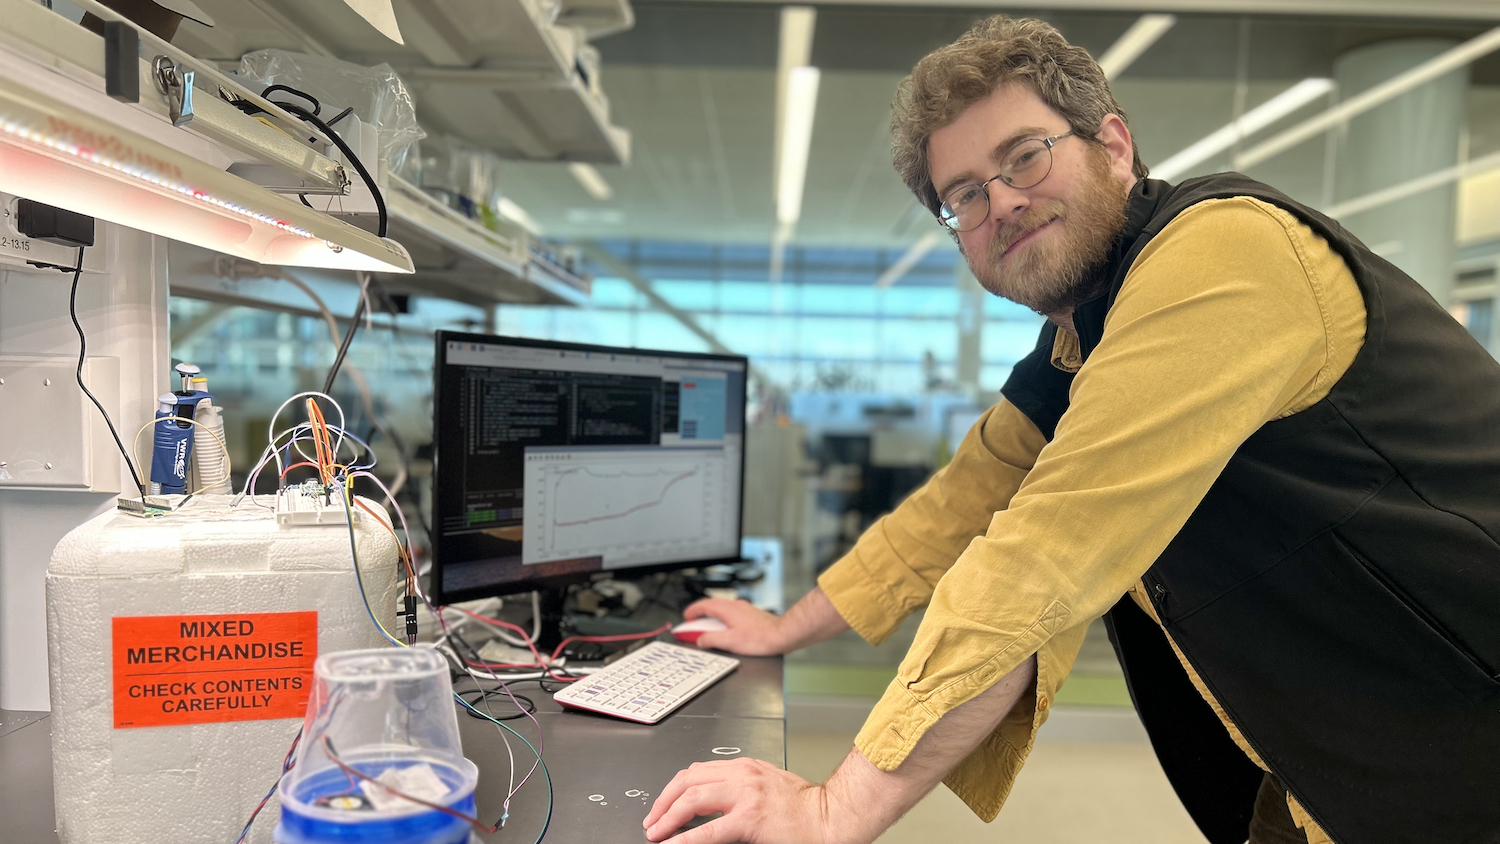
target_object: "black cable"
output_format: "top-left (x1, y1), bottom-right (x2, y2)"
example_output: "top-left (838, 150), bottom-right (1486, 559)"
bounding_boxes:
top-left (299, 194), bottom-right (313, 208)
top-left (67, 246), bottom-right (147, 499)
top-left (263, 85), bottom-right (388, 239)
top-left (457, 687), bottom-right (536, 721)
top-left (260, 84), bottom-right (320, 116)
top-left (322, 273), bottom-right (369, 394)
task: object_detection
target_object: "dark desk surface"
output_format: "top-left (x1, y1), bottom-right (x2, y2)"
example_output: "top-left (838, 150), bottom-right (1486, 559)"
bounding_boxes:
top-left (0, 654), bottom-right (783, 843)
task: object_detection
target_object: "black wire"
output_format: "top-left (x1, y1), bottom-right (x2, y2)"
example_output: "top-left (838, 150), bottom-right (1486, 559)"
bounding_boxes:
top-left (263, 86), bottom-right (388, 239)
top-left (260, 84), bottom-right (320, 116)
top-left (321, 274), bottom-right (369, 394)
top-left (299, 194), bottom-right (313, 208)
top-left (67, 246), bottom-right (147, 499)
top-left (457, 687), bottom-right (536, 721)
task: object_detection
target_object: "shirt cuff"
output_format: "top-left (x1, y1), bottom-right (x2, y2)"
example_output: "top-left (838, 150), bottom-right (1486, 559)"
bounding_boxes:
top-left (817, 522), bottom-right (939, 646)
top-left (853, 620), bottom-right (1090, 820)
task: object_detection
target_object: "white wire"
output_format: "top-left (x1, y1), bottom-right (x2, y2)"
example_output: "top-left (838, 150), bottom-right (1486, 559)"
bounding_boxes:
top-left (266, 392), bottom-right (346, 479)
top-left (453, 655), bottom-right (518, 810)
top-left (129, 415), bottom-right (232, 496)
top-left (529, 591), bottom-right (542, 644)
top-left (236, 426), bottom-right (378, 510)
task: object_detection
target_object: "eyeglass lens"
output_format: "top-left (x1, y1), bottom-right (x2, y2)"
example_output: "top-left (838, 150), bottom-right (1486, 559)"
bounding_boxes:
top-left (939, 137), bottom-right (1056, 232)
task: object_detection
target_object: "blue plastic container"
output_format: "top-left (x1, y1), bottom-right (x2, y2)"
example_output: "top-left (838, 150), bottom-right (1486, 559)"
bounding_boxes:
top-left (274, 755), bottom-right (480, 844)
top-left (273, 648), bottom-right (481, 844)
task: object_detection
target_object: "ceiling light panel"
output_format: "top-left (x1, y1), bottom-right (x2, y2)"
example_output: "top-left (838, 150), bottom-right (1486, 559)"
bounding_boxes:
top-left (776, 65), bottom-right (821, 226)
top-left (1097, 14), bottom-right (1176, 81)
top-left (1152, 78), bottom-right (1333, 182)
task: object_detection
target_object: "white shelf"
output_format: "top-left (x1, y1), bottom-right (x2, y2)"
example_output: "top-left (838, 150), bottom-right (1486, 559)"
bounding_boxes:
top-left (0, 0), bottom-right (413, 274)
top-left (383, 177), bottom-right (590, 306)
top-left (176, 0), bottom-right (632, 164)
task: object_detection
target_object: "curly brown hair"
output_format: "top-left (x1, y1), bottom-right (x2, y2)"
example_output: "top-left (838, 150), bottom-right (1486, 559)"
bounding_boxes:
top-left (892, 15), bottom-right (1148, 215)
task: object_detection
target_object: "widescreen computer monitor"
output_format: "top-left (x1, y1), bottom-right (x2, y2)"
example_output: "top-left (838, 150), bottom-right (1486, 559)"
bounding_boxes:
top-left (430, 332), bottom-right (749, 606)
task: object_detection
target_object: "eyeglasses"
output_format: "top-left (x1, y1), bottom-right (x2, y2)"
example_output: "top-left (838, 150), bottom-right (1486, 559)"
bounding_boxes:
top-left (937, 131), bottom-right (1076, 233)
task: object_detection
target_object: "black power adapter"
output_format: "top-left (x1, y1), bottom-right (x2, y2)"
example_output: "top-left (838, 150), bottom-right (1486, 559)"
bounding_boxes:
top-left (15, 199), bottom-right (95, 248)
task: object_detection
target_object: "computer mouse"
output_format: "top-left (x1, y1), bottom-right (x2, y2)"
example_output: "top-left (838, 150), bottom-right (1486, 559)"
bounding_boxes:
top-left (671, 617), bottom-right (728, 644)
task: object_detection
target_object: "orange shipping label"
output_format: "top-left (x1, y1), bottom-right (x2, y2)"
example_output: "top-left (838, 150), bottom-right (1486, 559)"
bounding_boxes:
top-left (111, 611), bottom-right (317, 729)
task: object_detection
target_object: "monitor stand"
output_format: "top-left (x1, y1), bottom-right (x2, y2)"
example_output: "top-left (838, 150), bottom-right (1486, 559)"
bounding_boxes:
top-left (533, 586), bottom-right (572, 653)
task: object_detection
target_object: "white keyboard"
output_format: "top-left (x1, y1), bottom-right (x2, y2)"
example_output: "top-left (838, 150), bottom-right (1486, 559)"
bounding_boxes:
top-left (553, 642), bottom-right (739, 724)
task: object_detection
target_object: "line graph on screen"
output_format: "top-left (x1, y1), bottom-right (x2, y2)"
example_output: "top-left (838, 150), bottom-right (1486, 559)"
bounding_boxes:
top-left (522, 449), bottom-right (729, 565)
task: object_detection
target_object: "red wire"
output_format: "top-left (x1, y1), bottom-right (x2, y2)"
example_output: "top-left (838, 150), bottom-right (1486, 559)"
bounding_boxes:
top-left (447, 608), bottom-right (671, 682)
top-left (280, 460), bottom-right (321, 480)
top-left (448, 608), bottom-right (550, 665)
top-left (549, 625), bottom-right (672, 663)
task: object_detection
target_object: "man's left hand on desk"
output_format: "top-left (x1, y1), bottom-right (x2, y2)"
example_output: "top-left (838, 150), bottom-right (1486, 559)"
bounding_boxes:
top-left (642, 757), bottom-right (853, 844)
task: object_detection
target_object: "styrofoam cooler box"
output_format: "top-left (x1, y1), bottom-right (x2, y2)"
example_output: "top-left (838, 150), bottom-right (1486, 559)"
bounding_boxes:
top-left (45, 494), bottom-right (401, 844)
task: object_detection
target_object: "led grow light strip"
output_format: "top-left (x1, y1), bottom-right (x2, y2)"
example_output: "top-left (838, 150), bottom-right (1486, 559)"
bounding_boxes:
top-left (0, 115), bottom-right (316, 239)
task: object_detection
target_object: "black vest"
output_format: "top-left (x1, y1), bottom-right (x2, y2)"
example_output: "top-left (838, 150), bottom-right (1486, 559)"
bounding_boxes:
top-left (1001, 174), bottom-right (1500, 844)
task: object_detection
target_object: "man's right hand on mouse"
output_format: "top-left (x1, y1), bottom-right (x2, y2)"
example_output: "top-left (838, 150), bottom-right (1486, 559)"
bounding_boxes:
top-left (679, 598), bottom-right (786, 655)
top-left (681, 587), bottom-right (852, 656)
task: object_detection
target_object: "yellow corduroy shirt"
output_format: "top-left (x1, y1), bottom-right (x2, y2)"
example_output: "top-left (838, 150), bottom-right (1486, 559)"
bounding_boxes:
top-left (817, 196), bottom-right (1366, 842)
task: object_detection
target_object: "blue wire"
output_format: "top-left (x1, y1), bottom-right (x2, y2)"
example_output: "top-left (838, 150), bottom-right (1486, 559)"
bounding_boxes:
top-left (338, 489), bottom-right (404, 647)
top-left (335, 483), bottom-right (551, 842)
top-left (455, 695), bottom-right (553, 844)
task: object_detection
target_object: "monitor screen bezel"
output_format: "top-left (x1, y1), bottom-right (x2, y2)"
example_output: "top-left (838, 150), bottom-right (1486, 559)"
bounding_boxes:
top-left (430, 330), bottom-right (750, 606)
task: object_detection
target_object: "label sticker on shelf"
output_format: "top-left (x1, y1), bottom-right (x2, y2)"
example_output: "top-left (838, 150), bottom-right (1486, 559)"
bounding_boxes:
top-left (111, 611), bottom-right (317, 729)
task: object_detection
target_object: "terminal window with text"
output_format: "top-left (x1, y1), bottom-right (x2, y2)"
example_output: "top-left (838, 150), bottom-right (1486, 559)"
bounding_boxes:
top-left (432, 333), bottom-right (748, 604)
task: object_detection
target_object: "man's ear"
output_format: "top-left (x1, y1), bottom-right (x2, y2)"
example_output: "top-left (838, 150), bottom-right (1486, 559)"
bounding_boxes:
top-left (1095, 114), bottom-right (1135, 185)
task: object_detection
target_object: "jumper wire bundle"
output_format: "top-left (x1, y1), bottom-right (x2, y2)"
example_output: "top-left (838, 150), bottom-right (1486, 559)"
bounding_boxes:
top-left (232, 391), bottom-right (670, 844)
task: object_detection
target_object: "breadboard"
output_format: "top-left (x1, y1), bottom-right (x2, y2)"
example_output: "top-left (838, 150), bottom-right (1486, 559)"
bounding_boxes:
top-left (275, 483), bottom-right (359, 526)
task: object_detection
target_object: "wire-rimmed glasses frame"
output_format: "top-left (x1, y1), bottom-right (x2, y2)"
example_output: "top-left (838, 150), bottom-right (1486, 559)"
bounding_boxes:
top-left (936, 131), bottom-right (1077, 233)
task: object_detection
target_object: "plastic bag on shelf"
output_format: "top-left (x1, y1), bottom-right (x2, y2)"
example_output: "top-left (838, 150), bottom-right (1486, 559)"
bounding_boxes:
top-left (237, 49), bottom-right (426, 174)
top-left (413, 135), bottom-right (506, 229)
top-left (453, 141), bottom-right (505, 226)
top-left (394, 138), bottom-right (424, 184)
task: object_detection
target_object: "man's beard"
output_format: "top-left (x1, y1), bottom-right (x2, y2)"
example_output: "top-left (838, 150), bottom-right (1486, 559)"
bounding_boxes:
top-left (966, 147), bottom-right (1129, 316)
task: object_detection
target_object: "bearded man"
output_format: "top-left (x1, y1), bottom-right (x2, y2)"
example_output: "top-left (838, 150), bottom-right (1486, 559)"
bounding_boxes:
top-left (643, 15), bottom-right (1500, 844)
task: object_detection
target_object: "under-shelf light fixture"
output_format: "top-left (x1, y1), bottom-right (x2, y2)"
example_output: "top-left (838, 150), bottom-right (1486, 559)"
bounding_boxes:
top-left (0, 74), bottom-right (413, 273)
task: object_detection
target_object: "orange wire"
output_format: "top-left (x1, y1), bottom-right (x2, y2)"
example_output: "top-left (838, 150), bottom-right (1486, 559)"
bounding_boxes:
top-left (306, 399), bottom-right (335, 484)
top-left (353, 498), bottom-right (415, 580)
top-left (302, 400), bottom-right (325, 481)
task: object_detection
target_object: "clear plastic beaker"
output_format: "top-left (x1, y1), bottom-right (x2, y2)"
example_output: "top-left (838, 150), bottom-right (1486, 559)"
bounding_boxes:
top-left (275, 646), bottom-right (479, 844)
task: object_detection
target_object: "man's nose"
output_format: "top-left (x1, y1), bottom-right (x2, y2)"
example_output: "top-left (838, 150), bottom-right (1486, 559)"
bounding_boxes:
top-left (986, 178), bottom-right (1030, 226)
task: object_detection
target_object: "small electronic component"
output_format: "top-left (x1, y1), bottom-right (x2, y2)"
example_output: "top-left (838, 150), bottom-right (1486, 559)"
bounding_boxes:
top-left (115, 495), bottom-right (176, 518)
top-left (276, 481), bottom-right (359, 526)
